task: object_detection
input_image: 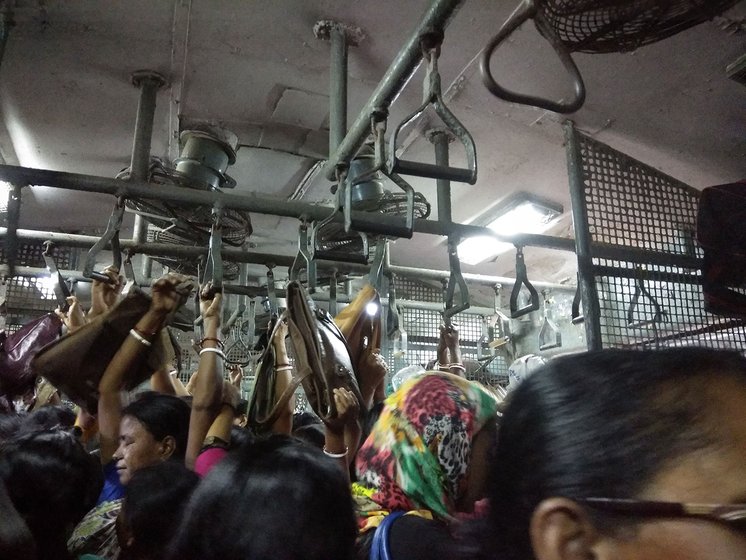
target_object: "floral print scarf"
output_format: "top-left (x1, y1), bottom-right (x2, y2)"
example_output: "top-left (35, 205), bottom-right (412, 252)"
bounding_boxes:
top-left (354, 372), bottom-right (498, 529)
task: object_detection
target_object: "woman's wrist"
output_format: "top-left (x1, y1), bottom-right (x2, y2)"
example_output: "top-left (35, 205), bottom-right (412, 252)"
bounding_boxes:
top-left (136, 310), bottom-right (167, 335)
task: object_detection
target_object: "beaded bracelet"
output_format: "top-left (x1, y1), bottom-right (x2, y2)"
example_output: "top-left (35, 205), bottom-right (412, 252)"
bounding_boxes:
top-left (323, 446), bottom-right (348, 459)
top-left (199, 336), bottom-right (224, 349)
top-left (199, 347), bottom-right (226, 360)
top-left (129, 329), bottom-right (152, 347)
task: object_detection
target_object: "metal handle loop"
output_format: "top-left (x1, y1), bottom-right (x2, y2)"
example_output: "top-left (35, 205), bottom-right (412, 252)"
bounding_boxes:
top-left (510, 246), bottom-right (540, 318)
top-left (83, 198), bottom-right (125, 283)
top-left (479, 0), bottom-right (586, 114)
top-left (443, 236), bottom-right (470, 325)
top-left (289, 221), bottom-right (316, 291)
top-left (627, 268), bottom-right (665, 328)
top-left (328, 269), bottom-right (338, 317)
top-left (42, 241), bottom-right (71, 310)
top-left (201, 205), bottom-right (224, 292)
top-left (571, 273), bottom-right (584, 324)
top-left (538, 290), bottom-right (562, 351)
top-left (266, 266), bottom-right (278, 317)
top-left (387, 43), bottom-right (478, 184)
top-left (368, 238), bottom-right (387, 291)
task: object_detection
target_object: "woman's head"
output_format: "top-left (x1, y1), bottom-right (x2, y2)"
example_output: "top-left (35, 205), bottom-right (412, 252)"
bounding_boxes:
top-left (0, 429), bottom-right (103, 560)
top-left (355, 372), bottom-right (499, 518)
top-left (168, 435), bottom-right (357, 560)
top-left (114, 392), bottom-right (190, 485)
top-left (118, 462), bottom-right (200, 560)
top-left (482, 347), bottom-right (746, 560)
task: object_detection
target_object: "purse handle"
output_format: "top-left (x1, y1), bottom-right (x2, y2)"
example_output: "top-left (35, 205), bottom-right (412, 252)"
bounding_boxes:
top-left (370, 511), bottom-right (405, 560)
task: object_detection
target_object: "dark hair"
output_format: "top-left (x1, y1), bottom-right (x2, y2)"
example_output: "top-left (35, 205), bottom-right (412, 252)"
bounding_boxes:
top-left (122, 392), bottom-right (191, 460)
top-left (230, 425), bottom-right (254, 449)
top-left (18, 405), bottom-right (76, 435)
top-left (292, 423), bottom-right (325, 450)
top-left (292, 411), bottom-right (321, 430)
top-left (0, 479), bottom-right (37, 560)
top-left (120, 462), bottom-right (200, 560)
top-left (0, 430), bottom-right (103, 560)
top-left (236, 399), bottom-right (249, 416)
top-left (0, 413), bottom-right (24, 443)
top-left (168, 435), bottom-right (357, 560)
top-left (478, 348), bottom-right (746, 560)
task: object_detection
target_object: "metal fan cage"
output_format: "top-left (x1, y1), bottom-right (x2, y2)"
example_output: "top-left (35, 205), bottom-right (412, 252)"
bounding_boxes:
top-left (121, 161), bottom-right (252, 247)
top-left (541, 0), bottom-right (740, 53)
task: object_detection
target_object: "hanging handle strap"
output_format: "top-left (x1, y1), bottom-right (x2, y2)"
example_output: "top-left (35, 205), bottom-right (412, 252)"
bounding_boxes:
top-left (388, 34), bottom-right (478, 184)
top-left (571, 274), bottom-right (584, 324)
top-left (627, 268), bottom-right (665, 328)
top-left (443, 236), bottom-right (470, 325)
top-left (479, 0), bottom-right (586, 114)
top-left (344, 111), bottom-right (416, 239)
top-left (121, 249), bottom-right (139, 296)
top-left (368, 238), bottom-right (387, 291)
top-left (201, 205), bottom-right (224, 291)
top-left (538, 290), bottom-right (562, 351)
top-left (42, 241), bottom-right (71, 311)
top-left (83, 198), bottom-right (125, 283)
top-left (510, 246), bottom-right (540, 318)
top-left (290, 220), bottom-right (317, 290)
top-left (328, 269), bottom-right (339, 317)
top-left (266, 266), bottom-right (278, 317)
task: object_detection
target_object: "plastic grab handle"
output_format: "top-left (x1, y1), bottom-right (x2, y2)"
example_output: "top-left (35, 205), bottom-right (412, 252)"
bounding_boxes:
top-left (480, 0), bottom-right (586, 114)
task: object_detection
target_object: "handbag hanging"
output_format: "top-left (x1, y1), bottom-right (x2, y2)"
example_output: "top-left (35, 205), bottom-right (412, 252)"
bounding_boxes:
top-left (31, 288), bottom-right (184, 413)
top-left (0, 313), bottom-right (63, 399)
top-left (246, 315), bottom-right (305, 433)
top-left (285, 280), bottom-right (362, 422)
top-left (334, 283), bottom-right (382, 384)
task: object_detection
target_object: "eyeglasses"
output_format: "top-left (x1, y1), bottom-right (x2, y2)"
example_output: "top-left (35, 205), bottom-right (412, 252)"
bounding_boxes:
top-left (574, 497), bottom-right (746, 534)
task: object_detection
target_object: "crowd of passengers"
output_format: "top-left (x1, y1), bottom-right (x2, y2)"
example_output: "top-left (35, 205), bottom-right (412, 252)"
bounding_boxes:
top-left (1, 267), bottom-right (745, 560)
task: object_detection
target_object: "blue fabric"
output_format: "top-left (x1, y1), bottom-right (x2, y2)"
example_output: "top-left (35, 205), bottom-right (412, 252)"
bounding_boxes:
top-left (370, 511), bottom-right (405, 560)
top-left (96, 461), bottom-right (124, 505)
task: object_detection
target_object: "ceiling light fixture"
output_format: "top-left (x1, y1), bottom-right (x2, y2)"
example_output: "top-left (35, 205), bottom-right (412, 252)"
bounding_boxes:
top-left (0, 181), bottom-right (10, 213)
top-left (457, 193), bottom-right (563, 266)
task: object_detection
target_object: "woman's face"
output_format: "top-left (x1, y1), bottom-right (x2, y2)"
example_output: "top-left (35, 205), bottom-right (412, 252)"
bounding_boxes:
top-left (599, 377), bottom-right (746, 559)
top-left (113, 415), bottom-right (167, 485)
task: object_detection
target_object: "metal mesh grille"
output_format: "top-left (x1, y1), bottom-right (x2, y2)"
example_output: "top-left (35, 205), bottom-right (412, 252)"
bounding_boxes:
top-left (577, 131), bottom-right (746, 349)
top-left (0, 242), bottom-right (75, 331)
top-left (541, 0), bottom-right (739, 54)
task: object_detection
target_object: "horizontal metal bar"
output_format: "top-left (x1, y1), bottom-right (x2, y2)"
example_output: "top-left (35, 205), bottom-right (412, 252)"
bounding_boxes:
top-left (592, 242), bottom-right (702, 269)
top-left (593, 265), bottom-right (702, 286)
top-left (322, 0), bottom-right (465, 180)
top-left (0, 165), bottom-right (576, 251)
top-left (392, 159), bottom-right (474, 184)
top-left (617, 319), bottom-right (745, 348)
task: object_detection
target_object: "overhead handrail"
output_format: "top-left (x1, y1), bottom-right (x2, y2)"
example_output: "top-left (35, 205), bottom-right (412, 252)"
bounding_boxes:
top-left (510, 246), bottom-right (540, 318)
top-left (344, 110), bottom-right (416, 239)
top-left (538, 289), bottom-right (562, 351)
top-left (328, 269), bottom-right (339, 317)
top-left (83, 197), bottom-right (124, 283)
top-left (443, 236), bottom-right (470, 326)
top-left (388, 31), bottom-right (478, 184)
top-left (368, 238), bottom-right (387, 291)
top-left (627, 267), bottom-right (665, 328)
top-left (42, 241), bottom-right (71, 310)
top-left (571, 273), bottom-right (584, 324)
top-left (479, 0), bottom-right (586, 114)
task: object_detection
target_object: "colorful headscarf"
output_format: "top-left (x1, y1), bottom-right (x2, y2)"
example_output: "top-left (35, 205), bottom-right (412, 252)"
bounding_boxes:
top-left (354, 372), bottom-right (498, 528)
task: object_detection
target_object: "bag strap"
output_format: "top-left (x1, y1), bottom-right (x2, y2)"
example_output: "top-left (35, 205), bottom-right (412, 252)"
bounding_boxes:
top-left (370, 511), bottom-right (405, 560)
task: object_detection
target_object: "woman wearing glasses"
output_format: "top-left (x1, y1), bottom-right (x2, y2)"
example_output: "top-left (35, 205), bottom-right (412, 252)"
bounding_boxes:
top-left (471, 347), bottom-right (746, 560)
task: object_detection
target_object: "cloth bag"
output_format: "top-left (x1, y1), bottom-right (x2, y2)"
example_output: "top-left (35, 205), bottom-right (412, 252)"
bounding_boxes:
top-left (31, 289), bottom-right (180, 413)
top-left (285, 280), bottom-right (362, 422)
top-left (0, 313), bottom-right (62, 399)
top-left (697, 181), bottom-right (746, 317)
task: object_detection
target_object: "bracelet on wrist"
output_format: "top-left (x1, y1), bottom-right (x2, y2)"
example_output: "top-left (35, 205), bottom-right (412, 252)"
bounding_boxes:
top-left (323, 445), bottom-right (348, 459)
top-left (129, 329), bottom-right (152, 347)
top-left (199, 347), bottom-right (226, 360)
top-left (199, 336), bottom-right (224, 349)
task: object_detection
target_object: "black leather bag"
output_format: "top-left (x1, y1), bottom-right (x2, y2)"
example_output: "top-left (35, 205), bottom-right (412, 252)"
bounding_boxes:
top-left (697, 181), bottom-right (746, 317)
top-left (285, 281), bottom-right (362, 422)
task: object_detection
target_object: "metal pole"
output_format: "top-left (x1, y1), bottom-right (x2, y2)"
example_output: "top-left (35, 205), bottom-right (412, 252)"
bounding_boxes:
top-left (0, 10), bottom-right (13, 70)
top-left (565, 121), bottom-right (602, 350)
top-left (3, 184), bottom-right (22, 277)
top-left (329, 24), bottom-right (348, 156)
top-left (129, 70), bottom-right (166, 278)
top-left (322, 0), bottom-right (465, 179)
top-left (430, 130), bottom-right (452, 223)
